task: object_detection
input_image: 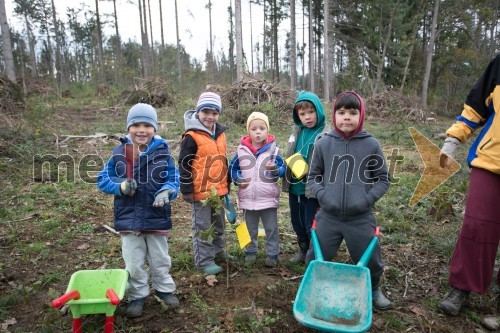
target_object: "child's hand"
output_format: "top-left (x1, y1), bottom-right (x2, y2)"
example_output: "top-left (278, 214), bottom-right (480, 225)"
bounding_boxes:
top-left (265, 161), bottom-right (280, 176)
top-left (239, 181), bottom-right (250, 189)
top-left (235, 177), bottom-right (250, 189)
top-left (153, 189), bottom-right (175, 207)
top-left (265, 161), bottom-right (276, 170)
top-left (182, 193), bottom-right (194, 204)
top-left (120, 179), bottom-right (137, 196)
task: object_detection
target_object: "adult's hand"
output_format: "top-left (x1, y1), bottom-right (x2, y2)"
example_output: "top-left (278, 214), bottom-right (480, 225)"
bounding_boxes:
top-left (439, 137), bottom-right (460, 168)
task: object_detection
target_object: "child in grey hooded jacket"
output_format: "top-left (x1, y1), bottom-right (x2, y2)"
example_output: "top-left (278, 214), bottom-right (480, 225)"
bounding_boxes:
top-left (306, 91), bottom-right (392, 310)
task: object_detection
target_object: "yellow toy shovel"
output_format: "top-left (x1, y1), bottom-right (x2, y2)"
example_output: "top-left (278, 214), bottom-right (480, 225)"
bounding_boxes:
top-left (236, 222), bottom-right (251, 249)
top-left (236, 222), bottom-right (267, 249)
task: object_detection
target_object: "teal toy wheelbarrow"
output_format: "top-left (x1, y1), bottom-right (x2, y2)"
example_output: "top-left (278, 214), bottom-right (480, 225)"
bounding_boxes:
top-left (293, 221), bottom-right (380, 333)
top-left (51, 269), bottom-right (128, 333)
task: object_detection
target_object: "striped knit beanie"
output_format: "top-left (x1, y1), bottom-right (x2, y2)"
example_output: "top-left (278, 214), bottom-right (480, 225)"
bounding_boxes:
top-left (195, 92), bottom-right (222, 114)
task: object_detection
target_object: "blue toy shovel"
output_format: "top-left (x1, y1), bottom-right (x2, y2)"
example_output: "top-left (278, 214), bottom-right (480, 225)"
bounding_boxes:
top-left (293, 221), bottom-right (380, 333)
top-left (224, 194), bottom-right (237, 224)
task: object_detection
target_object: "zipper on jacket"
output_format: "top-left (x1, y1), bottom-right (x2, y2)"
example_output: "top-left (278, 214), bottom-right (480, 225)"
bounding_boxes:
top-left (342, 141), bottom-right (348, 218)
top-left (480, 138), bottom-right (492, 150)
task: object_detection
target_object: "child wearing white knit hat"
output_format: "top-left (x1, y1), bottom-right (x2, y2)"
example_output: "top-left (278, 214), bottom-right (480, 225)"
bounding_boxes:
top-left (229, 111), bottom-right (286, 268)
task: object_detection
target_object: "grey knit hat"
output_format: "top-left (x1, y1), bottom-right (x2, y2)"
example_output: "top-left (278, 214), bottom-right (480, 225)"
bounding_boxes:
top-left (126, 103), bottom-right (158, 131)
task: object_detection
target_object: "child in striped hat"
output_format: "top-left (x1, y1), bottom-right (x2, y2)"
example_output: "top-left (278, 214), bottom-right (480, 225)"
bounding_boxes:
top-left (178, 92), bottom-right (232, 275)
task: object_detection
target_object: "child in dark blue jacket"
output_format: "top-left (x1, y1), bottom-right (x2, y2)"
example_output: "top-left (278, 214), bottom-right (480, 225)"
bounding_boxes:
top-left (97, 103), bottom-right (180, 318)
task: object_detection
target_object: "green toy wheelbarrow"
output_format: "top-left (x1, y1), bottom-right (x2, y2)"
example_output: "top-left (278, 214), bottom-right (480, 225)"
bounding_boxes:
top-left (51, 269), bottom-right (128, 333)
top-left (293, 221), bottom-right (380, 333)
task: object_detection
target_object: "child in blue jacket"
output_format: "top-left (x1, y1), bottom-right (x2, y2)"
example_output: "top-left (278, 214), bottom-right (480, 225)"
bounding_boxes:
top-left (97, 103), bottom-right (180, 318)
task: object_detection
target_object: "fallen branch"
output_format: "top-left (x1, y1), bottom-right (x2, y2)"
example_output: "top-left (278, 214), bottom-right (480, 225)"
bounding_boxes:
top-left (102, 224), bottom-right (119, 235)
top-left (60, 133), bottom-right (108, 139)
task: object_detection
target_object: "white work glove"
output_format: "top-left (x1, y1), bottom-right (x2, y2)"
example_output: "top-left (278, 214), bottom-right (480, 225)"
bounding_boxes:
top-left (439, 137), bottom-right (460, 168)
top-left (120, 179), bottom-right (137, 196)
top-left (153, 189), bottom-right (175, 207)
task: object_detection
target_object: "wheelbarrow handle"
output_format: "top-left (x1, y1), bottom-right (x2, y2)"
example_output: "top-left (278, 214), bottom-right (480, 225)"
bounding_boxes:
top-left (52, 290), bottom-right (80, 308)
top-left (310, 220), bottom-right (324, 262)
top-left (357, 226), bottom-right (381, 267)
top-left (106, 288), bottom-right (120, 306)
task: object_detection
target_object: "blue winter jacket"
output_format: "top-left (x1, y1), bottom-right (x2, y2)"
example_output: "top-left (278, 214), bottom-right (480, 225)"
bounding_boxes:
top-left (97, 135), bottom-right (180, 232)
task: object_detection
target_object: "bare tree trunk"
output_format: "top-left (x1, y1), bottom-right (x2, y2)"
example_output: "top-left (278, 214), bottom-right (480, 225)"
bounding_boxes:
top-left (308, 0), bottom-right (314, 92)
top-left (113, 0), bottom-right (123, 85)
top-left (207, 0), bottom-right (214, 81)
top-left (400, 19), bottom-right (419, 92)
top-left (23, 13), bottom-right (38, 79)
top-left (95, 0), bottom-right (105, 83)
top-left (0, 0), bottom-right (16, 81)
top-left (139, 0), bottom-right (150, 77)
top-left (159, 0), bottom-right (165, 54)
top-left (42, 7), bottom-right (54, 78)
top-left (235, 0), bottom-right (244, 81)
top-left (491, 0), bottom-right (499, 59)
top-left (323, 0), bottom-right (329, 101)
top-left (374, 0), bottom-right (399, 95)
top-left (302, 2), bottom-right (305, 88)
top-left (262, 0), bottom-right (266, 72)
top-left (273, 0), bottom-right (279, 82)
top-left (147, 0), bottom-right (155, 73)
top-left (249, 0), bottom-right (254, 74)
top-left (174, 0), bottom-right (182, 87)
top-left (19, 37), bottom-right (27, 96)
top-left (290, 0), bottom-right (297, 89)
top-left (421, 0), bottom-right (439, 110)
top-left (51, 0), bottom-right (64, 92)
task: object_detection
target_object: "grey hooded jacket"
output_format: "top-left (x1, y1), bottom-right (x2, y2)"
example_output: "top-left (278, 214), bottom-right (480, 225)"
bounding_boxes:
top-left (307, 130), bottom-right (390, 218)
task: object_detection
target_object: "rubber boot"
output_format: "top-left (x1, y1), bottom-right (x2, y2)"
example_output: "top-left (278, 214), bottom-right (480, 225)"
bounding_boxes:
top-left (289, 240), bottom-right (309, 264)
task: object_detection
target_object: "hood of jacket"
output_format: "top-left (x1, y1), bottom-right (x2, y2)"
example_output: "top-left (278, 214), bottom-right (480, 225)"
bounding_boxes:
top-left (184, 110), bottom-right (214, 135)
top-left (292, 91), bottom-right (326, 130)
top-left (332, 91), bottom-right (365, 140)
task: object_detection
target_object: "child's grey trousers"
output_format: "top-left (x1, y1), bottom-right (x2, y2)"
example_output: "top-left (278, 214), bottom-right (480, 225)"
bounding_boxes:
top-left (121, 233), bottom-right (176, 301)
top-left (306, 210), bottom-right (384, 289)
top-left (244, 208), bottom-right (280, 257)
top-left (191, 201), bottom-right (226, 269)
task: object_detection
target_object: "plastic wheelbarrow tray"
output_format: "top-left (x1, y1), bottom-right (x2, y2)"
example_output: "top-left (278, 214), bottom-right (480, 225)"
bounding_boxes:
top-left (52, 269), bottom-right (128, 333)
top-left (293, 222), bottom-right (380, 333)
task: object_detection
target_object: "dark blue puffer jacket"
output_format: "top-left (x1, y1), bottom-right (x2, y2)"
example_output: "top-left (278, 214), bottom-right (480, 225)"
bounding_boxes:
top-left (97, 136), bottom-right (180, 231)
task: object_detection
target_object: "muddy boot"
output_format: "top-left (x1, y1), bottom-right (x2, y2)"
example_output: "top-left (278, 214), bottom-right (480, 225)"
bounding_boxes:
top-left (372, 287), bottom-right (391, 310)
top-left (155, 291), bottom-right (180, 308)
top-left (289, 241), bottom-right (308, 264)
top-left (126, 298), bottom-right (145, 318)
top-left (438, 287), bottom-right (469, 316)
top-left (265, 255), bottom-right (278, 268)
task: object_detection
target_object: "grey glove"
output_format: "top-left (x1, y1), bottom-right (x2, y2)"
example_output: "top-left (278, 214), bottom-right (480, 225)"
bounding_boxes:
top-left (120, 179), bottom-right (137, 196)
top-left (153, 189), bottom-right (175, 207)
top-left (439, 137), bottom-right (460, 167)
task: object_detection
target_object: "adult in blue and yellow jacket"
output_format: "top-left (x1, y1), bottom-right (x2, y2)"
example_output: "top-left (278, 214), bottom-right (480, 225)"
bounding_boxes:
top-left (438, 55), bottom-right (500, 316)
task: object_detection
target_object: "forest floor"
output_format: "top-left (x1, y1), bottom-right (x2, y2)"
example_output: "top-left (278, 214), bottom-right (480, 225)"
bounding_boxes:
top-left (0, 96), bottom-right (499, 333)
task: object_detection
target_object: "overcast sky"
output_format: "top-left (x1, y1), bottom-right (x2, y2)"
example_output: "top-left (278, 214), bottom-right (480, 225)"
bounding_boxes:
top-left (5, 0), bottom-right (302, 69)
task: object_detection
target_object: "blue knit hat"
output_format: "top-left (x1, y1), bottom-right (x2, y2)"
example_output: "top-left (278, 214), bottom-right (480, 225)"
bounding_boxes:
top-left (126, 103), bottom-right (158, 131)
top-left (195, 92), bottom-right (222, 113)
